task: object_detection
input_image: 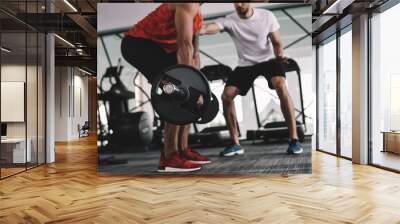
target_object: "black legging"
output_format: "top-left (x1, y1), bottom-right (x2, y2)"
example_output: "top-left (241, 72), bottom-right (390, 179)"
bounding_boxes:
top-left (120, 36), bottom-right (177, 84)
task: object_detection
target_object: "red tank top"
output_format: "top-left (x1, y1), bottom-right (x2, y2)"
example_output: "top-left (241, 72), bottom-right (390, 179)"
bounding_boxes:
top-left (126, 4), bottom-right (203, 53)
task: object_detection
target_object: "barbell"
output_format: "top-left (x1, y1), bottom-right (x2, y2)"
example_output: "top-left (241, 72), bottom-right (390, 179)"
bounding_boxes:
top-left (151, 64), bottom-right (219, 125)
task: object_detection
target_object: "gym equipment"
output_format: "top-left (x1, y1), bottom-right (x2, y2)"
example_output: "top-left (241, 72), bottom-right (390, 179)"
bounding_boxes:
top-left (1, 123), bottom-right (7, 139)
top-left (78, 121), bottom-right (90, 138)
top-left (98, 37), bottom-right (218, 155)
top-left (109, 112), bottom-right (153, 146)
top-left (98, 64), bottom-right (135, 117)
top-left (200, 93), bottom-right (219, 124)
top-left (151, 64), bottom-right (219, 125)
top-left (246, 58), bottom-right (306, 142)
top-left (190, 125), bottom-right (231, 146)
top-left (98, 62), bottom-right (154, 151)
top-left (98, 62), bottom-right (219, 153)
top-left (200, 64), bottom-right (232, 81)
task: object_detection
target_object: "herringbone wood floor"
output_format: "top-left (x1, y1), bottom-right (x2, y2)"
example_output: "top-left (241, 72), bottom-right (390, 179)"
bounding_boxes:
top-left (1, 135), bottom-right (400, 224)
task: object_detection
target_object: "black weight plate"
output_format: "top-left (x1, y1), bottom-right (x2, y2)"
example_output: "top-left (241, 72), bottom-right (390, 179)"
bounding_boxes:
top-left (197, 93), bottom-right (219, 124)
top-left (151, 65), bottom-right (211, 125)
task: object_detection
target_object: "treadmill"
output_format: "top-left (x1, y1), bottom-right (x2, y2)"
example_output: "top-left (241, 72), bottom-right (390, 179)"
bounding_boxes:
top-left (246, 58), bottom-right (306, 142)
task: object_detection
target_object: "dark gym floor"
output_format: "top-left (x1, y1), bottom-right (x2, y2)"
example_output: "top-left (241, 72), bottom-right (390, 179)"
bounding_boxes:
top-left (98, 137), bottom-right (311, 175)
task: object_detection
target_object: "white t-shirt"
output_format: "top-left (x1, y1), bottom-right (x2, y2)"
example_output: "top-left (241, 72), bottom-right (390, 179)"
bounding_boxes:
top-left (215, 8), bottom-right (280, 67)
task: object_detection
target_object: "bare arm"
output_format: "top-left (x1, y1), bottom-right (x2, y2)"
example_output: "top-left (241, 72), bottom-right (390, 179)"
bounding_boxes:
top-left (200, 23), bottom-right (221, 35)
top-left (175, 5), bottom-right (203, 106)
top-left (192, 35), bottom-right (203, 106)
top-left (269, 31), bottom-right (285, 61)
top-left (175, 4), bottom-right (199, 66)
top-left (193, 32), bottom-right (200, 69)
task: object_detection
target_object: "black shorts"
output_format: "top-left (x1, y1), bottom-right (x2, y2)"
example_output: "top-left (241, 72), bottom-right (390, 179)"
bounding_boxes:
top-left (121, 36), bottom-right (177, 84)
top-left (226, 59), bottom-right (286, 96)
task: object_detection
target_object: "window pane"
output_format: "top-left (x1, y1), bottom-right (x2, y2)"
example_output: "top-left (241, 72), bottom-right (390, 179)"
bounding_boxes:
top-left (38, 32), bottom-right (45, 165)
top-left (26, 31), bottom-right (38, 169)
top-left (340, 29), bottom-right (352, 158)
top-left (371, 4), bottom-right (400, 171)
top-left (1, 29), bottom-right (28, 177)
top-left (318, 36), bottom-right (337, 154)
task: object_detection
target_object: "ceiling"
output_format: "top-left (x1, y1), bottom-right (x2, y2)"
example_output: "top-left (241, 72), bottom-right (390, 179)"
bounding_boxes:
top-left (0, 0), bottom-right (99, 73)
top-left (311, 0), bottom-right (392, 43)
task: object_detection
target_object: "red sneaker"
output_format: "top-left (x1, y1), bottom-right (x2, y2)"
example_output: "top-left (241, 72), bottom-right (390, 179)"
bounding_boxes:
top-left (183, 147), bottom-right (211, 165)
top-left (157, 151), bottom-right (201, 173)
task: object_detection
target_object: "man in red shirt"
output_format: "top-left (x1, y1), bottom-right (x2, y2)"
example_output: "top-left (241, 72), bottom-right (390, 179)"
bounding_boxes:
top-left (121, 3), bottom-right (210, 172)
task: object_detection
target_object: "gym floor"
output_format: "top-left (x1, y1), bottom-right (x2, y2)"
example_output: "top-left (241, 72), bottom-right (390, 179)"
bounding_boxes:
top-left (98, 137), bottom-right (311, 174)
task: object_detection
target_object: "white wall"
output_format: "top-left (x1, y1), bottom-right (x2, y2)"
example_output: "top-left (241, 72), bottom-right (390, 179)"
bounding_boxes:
top-left (98, 3), bottom-right (160, 32)
top-left (1, 65), bottom-right (27, 139)
top-left (1, 64), bottom-right (42, 135)
top-left (55, 67), bottom-right (68, 141)
top-left (72, 73), bottom-right (89, 138)
top-left (55, 67), bottom-right (89, 141)
top-left (1, 63), bottom-right (46, 163)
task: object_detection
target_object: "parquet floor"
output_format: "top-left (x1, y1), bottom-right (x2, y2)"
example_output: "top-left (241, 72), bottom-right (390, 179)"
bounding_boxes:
top-left (0, 135), bottom-right (400, 224)
top-left (1, 167), bottom-right (26, 177)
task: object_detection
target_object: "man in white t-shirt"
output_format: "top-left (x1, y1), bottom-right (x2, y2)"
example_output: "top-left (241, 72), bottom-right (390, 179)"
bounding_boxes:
top-left (200, 3), bottom-right (303, 156)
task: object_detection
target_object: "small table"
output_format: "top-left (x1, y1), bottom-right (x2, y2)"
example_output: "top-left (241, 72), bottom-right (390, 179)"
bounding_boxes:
top-left (1, 138), bottom-right (32, 164)
top-left (382, 131), bottom-right (400, 154)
